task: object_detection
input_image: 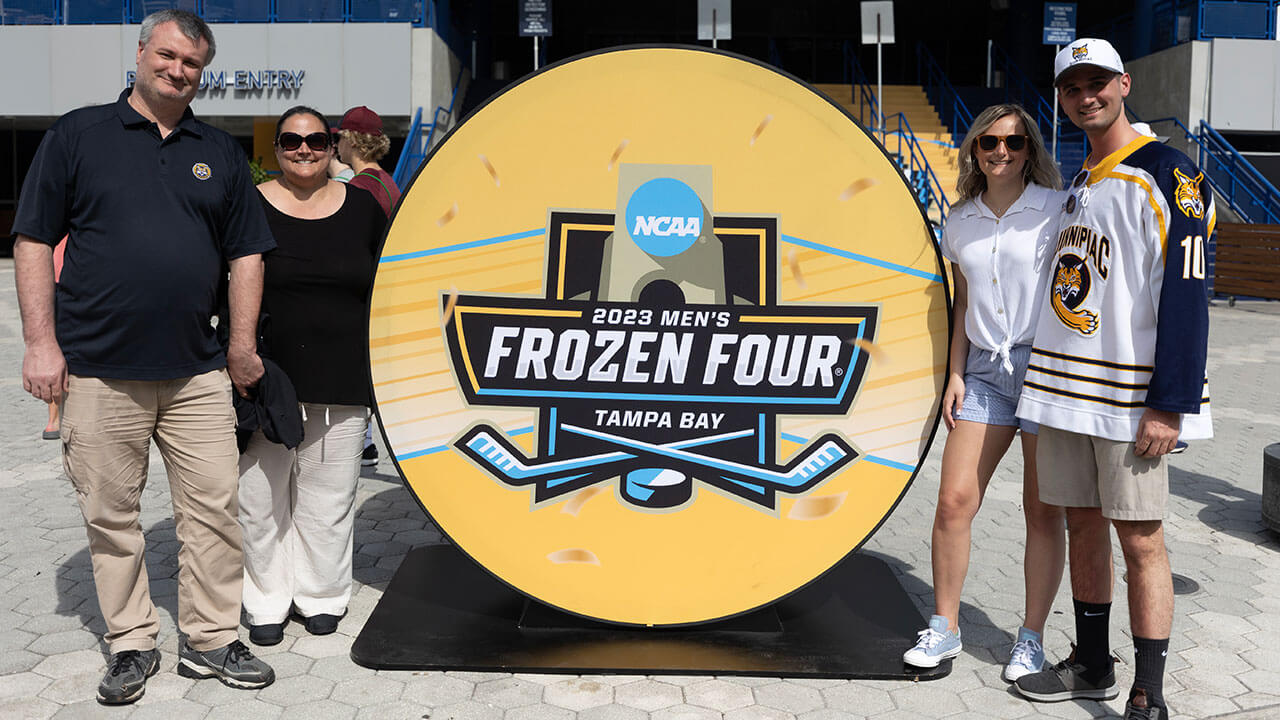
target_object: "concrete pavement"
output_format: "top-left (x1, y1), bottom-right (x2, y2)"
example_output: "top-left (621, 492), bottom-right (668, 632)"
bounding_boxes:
top-left (2, 256), bottom-right (1278, 719)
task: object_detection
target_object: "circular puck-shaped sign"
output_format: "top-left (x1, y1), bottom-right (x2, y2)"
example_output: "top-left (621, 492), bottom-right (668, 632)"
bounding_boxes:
top-left (370, 47), bottom-right (948, 626)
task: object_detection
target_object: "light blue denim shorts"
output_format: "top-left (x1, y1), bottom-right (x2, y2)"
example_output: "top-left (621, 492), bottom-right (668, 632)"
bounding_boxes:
top-left (953, 343), bottom-right (1038, 434)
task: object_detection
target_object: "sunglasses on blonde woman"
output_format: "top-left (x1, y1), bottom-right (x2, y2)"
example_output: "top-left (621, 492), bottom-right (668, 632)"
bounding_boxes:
top-left (276, 132), bottom-right (331, 152)
top-left (977, 134), bottom-right (1028, 152)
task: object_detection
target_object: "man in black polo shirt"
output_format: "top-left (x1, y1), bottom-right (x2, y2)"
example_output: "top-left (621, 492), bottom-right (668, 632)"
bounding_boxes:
top-left (12, 9), bottom-right (275, 705)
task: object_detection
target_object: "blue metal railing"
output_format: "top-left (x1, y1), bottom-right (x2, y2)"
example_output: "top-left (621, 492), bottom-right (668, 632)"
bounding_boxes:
top-left (1084, 0), bottom-right (1275, 61)
top-left (1146, 116), bottom-right (1280, 224)
top-left (1200, 0), bottom-right (1277, 39)
top-left (0, 0), bottom-right (429, 25)
top-left (916, 41), bottom-right (974, 144)
top-left (986, 41), bottom-right (1088, 177)
top-left (392, 64), bottom-right (465, 188)
top-left (843, 43), bottom-right (947, 225)
top-left (846, 45), bottom-right (881, 131)
top-left (879, 112), bottom-right (951, 225)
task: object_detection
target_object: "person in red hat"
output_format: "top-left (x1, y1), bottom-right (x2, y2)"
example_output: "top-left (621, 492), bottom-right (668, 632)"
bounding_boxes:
top-left (334, 106), bottom-right (398, 467)
top-left (334, 106), bottom-right (401, 218)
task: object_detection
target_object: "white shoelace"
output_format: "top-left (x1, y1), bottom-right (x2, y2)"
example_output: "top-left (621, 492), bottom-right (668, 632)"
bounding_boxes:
top-left (1010, 637), bottom-right (1043, 668)
top-left (915, 628), bottom-right (947, 650)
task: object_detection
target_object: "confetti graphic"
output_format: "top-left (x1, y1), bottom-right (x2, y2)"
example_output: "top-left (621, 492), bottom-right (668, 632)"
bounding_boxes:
top-left (749, 114), bottom-right (773, 146)
top-left (839, 177), bottom-right (879, 201)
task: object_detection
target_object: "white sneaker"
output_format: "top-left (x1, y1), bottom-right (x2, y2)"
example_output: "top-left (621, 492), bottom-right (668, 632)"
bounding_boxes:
top-left (903, 614), bottom-right (962, 668)
top-left (1003, 628), bottom-right (1045, 682)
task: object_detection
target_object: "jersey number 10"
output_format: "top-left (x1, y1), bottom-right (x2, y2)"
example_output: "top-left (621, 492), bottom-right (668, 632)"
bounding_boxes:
top-left (1180, 234), bottom-right (1206, 280)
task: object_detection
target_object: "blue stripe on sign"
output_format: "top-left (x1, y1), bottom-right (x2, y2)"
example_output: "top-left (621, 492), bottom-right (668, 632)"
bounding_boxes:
top-left (379, 228), bottom-right (546, 264)
top-left (394, 426), bottom-right (534, 462)
top-left (782, 234), bottom-right (944, 283)
top-left (779, 432), bottom-right (916, 473)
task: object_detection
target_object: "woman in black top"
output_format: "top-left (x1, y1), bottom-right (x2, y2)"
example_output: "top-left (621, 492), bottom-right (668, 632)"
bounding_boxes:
top-left (237, 106), bottom-right (386, 645)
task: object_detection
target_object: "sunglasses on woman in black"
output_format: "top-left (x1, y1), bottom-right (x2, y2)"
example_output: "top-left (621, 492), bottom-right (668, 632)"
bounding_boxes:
top-left (276, 132), bottom-right (331, 152)
top-left (977, 134), bottom-right (1028, 152)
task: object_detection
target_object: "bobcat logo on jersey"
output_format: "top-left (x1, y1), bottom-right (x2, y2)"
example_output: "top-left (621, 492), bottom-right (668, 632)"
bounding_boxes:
top-left (1173, 167), bottom-right (1205, 219)
top-left (1051, 253), bottom-right (1099, 336)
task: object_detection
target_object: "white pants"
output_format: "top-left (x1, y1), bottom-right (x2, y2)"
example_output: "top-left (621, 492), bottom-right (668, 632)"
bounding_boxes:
top-left (238, 403), bottom-right (367, 624)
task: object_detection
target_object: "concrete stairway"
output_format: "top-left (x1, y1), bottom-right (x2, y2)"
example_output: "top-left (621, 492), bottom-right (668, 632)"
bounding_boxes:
top-left (814, 83), bottom-right (960, 209)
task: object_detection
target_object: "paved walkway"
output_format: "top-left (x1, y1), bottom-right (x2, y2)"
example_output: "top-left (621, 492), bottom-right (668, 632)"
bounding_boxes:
top-left (1, 256), bottom-right (1278, 719)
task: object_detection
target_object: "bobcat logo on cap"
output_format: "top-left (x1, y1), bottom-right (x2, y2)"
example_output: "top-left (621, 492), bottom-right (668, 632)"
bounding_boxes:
top-left (1072, 45), bottom-right (1089, 61)
top-left (1173, 167), bottom-right (1205, 219)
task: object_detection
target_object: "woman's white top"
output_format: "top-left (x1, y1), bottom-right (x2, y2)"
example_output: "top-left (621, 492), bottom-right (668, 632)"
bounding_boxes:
top-left (939, 182), bottom-right (1063, 373)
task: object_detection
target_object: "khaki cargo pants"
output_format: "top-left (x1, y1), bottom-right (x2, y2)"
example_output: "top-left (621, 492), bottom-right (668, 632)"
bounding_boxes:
top-left (61, 369), bottom-right (243, 653)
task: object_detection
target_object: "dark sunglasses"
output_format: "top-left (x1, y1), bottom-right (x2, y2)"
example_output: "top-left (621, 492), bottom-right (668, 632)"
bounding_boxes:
top-left (977, 134), bottom-right (1028, 152)
top-left (276, 132), bottom-right (331, 152)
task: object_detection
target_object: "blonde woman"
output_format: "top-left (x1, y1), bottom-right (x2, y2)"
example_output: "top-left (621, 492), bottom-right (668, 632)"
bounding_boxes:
top-left (903, 104), bottom-right (1066, 681)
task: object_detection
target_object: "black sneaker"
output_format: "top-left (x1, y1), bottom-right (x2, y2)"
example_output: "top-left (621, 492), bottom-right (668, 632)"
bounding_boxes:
top-left (361, 444), bottom-right (378, 466)
top-left (303, 613), bottom-right (342, 635)
top-left (177, 638), bottom-right (275, 689)
top-left (1125, 689), bottom-right (1168, 719)
top-left (248, 622), bottom-right (285, 646)
top-left (1014, 650), bottom-right (1118, 702)
top-left (97, 649), bottom-right (160, 705)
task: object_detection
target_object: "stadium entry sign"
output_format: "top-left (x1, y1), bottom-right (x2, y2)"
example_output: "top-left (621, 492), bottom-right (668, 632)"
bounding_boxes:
top-left (369, 47), bottom-right (948, 627)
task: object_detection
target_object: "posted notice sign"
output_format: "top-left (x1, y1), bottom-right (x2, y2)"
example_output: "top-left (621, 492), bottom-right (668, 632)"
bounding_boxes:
top-left (1043, 2), bottom-right (1077, 45)
top-left (519, 0), bottom-right (551, 37)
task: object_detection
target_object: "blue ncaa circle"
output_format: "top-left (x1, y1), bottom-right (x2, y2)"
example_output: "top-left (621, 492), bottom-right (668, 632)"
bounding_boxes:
top-left (624, 178), bottom-right (704, 257)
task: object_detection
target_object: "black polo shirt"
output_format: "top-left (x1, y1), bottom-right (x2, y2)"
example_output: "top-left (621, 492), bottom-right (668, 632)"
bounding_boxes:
top-left (12, 90), bottom-right (275, 381)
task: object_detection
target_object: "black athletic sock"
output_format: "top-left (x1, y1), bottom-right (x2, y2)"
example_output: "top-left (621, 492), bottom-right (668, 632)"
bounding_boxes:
top-left (1072, 598), bottom-right (1112, 683)
top-left (1131, 636), bottom-right (1169, 708)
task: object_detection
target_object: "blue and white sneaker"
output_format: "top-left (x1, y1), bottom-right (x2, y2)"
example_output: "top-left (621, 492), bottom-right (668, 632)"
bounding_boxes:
top-left (1004, 627), bottom-right (1046, 682)
top-left (903, 614), bottom-right (962, 668)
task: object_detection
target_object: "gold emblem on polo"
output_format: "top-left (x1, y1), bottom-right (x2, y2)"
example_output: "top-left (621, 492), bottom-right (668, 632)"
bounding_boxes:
top-left (370, 47), bottom-right (948, 626)
top-left (191, 162), bottom-right (211, 180)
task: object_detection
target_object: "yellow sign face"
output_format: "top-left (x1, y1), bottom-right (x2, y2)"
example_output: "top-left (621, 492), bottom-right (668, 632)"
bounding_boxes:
top-left (370, 47), bottom-right (948, 626)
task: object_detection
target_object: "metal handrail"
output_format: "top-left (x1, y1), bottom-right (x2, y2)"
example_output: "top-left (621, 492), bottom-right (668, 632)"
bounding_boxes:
top-left (391, 106), bottom-right (424, 184)
top-left (847, 48), bottom-right (881, 131)
top-left (1145, 116), bottom-right (1280, 224)
top-left (987, 41), bottom-right (1055, 131)
top-left (392, 64), bottom-right (466, 188)
top-left (879, 112), bottom-right (951, 224)
top-left (986, 41), bottom-right (1088, 172)
top-left (916, 41), bottom-right (974, 143)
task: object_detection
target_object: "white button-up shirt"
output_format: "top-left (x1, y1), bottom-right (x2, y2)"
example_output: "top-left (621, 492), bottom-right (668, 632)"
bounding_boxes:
top-left (939, 182), bottom-right (1063, 373)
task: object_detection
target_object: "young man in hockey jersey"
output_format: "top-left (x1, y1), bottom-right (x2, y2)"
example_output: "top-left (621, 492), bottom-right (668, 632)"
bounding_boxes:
top-left (1012, 39), bottom-right (1213, 720)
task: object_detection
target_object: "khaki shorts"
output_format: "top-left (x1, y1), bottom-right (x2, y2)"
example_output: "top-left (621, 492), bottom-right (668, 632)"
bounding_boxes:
top-left (1036, 425), bottom-right (1168, 521)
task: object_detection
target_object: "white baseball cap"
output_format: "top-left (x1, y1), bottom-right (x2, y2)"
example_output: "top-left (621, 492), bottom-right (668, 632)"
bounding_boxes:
top-left (1053, 38), bottom-right (1125, 84)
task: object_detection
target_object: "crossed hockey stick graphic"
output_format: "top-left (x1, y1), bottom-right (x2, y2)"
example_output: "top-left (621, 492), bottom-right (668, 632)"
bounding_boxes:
top-left (455, 422), bottom-right (858, 498)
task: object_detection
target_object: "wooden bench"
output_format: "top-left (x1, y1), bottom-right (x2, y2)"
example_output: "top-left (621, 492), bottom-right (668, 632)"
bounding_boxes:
top-left (1213, 223), bottom-right (1280, 303)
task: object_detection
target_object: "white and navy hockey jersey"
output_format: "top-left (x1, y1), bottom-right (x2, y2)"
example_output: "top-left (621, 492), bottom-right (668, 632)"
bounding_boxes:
top-left (1016, 135), bottom-right (1214, 442)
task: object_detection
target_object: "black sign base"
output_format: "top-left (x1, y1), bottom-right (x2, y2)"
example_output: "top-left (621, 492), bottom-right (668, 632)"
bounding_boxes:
top-left (351, 545), bottom-right (951, 680)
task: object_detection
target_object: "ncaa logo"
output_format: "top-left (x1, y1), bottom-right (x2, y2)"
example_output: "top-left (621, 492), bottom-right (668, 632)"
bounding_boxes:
top-left (624, 178), bottom-right (704, 256)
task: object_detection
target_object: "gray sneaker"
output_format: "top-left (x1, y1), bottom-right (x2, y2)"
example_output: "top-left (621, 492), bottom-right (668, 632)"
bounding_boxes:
top-left (1014, 650), bottom-right (1117, 702)
top-left (177, 638), bottom-right (275, 689)
top-left (97, 649), bottom-right (160, 705)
